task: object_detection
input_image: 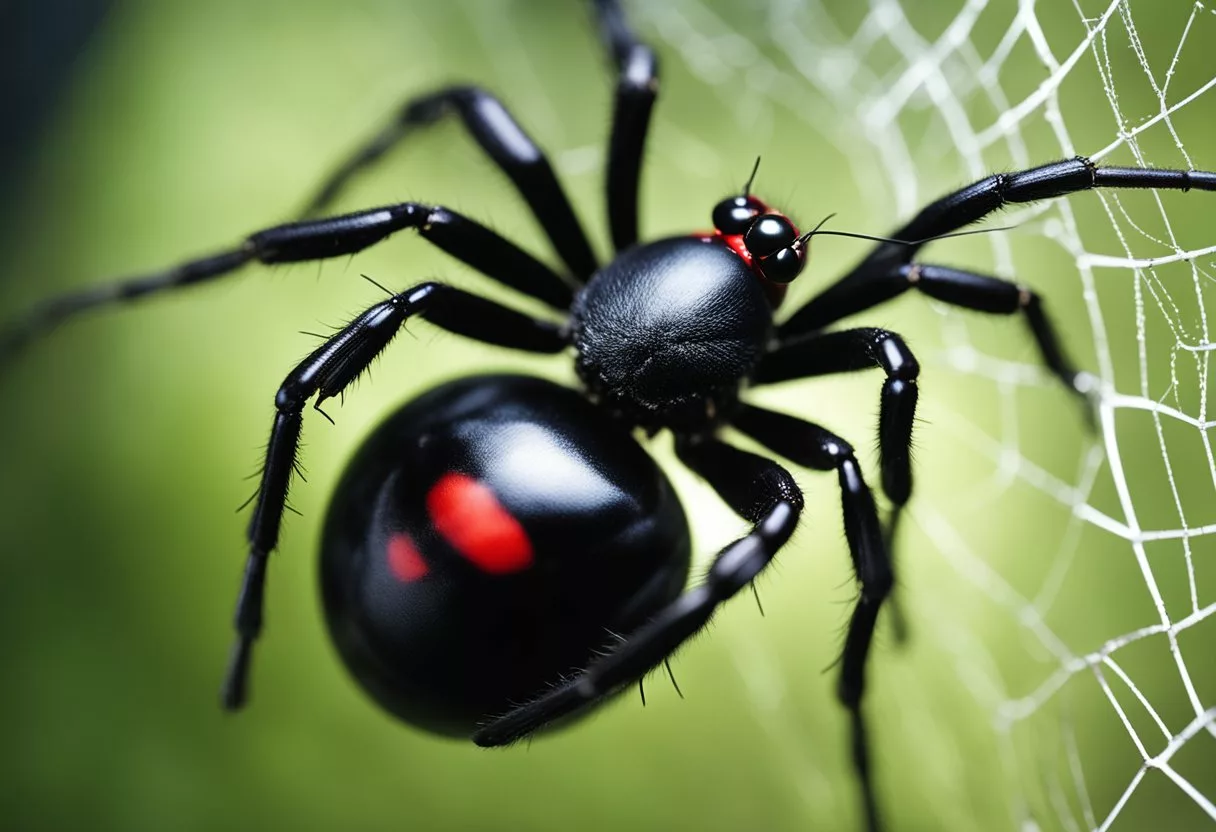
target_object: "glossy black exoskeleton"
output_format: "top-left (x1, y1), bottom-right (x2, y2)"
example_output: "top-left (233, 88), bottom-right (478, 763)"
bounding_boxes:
top-left (322, 375), bottom-right (690, 736)
top-left (5, 1), bottom-right (1215, 829)
top-left (572, 237), bottom-right (771, 430)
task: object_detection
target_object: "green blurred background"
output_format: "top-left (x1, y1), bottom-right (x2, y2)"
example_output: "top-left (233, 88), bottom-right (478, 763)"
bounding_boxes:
top-left (1, 1), bottom-right (1213, 830)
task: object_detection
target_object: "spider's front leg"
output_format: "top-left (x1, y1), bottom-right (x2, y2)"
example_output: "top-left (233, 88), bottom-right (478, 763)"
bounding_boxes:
top-left (223, 282), bottom-right (566, 709)
top-left (780, 156), bottom-right (1216, 414)
top-left (472, 440), bottom-right (802, 745)
top-left (301, 0), bottom-right (662, 262)
top-left (889, 158), bottom-right (1215, 248)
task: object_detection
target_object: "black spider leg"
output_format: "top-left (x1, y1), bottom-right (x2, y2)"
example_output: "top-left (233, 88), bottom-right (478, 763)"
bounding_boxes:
top-left (221, 282), bottom-right (566, 711)
top-left (591, 0), bottom-right (659, 252)
top-left (731, 403), bottom-right (890, 832)
top-left (0, 203), bottom-right (573, 360)
top-left (780, 157), bottom-right (1216, 404)
top-left (758, 327), bottom-right (918, 542)
top-left (472, 439), bottom-right (802, 745)
top-left (757, 326), bottom-right (917, 656)
top-left (301, 86), bottom-right (598, 281)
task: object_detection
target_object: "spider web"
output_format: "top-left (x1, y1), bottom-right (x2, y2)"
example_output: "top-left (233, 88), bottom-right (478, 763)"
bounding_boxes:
top-left (627, 1), bottom-right (1216, 829)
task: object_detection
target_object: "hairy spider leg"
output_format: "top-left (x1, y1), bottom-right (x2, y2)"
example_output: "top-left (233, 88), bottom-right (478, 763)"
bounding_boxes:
top-left (757, 328), bottom-right (920, 544)
top-left (222, 282), bottom-right (566, 710)
top-left (779, 157), bottom-right (1216, 410)
top-left (300, 85), bottom-right (598, 281)
top-left (591, 0), bottom-right (659, 252)
top-left (733, 399), bottom-right (903, 832)
top-left (0, 202), bottom-right (573, 361)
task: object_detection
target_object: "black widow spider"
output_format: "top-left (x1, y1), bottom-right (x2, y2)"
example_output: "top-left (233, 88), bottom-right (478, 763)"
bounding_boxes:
top-left (3, 2), bottom-right (1215, 831)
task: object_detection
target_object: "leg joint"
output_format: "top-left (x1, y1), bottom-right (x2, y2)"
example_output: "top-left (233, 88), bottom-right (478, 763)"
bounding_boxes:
top-left (619, 44), bottom-right (659, 93)
top-left (274, 381), bottom-right (310, 412)
top-left (401, 85), bottom-right (479, 126)
top-left (820, 439), bottom-right (857, 468)
top-left (869, 330), bottom-right (920, 381)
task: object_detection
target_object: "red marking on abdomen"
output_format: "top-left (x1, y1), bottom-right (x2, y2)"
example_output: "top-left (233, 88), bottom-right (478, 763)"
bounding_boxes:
top-left (426, 473), bottom-right (534, 575)
top-left (387, 532), bottom-right (430, 582)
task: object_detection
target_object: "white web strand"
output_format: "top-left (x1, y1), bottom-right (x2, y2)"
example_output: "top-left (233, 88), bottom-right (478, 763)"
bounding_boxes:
top-left (636, 0), bottom-right (1216, 829)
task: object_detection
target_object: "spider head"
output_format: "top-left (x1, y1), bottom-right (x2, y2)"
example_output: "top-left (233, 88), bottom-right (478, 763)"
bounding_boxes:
top-left (710, 195), bottom-right (807, 285)
top-left (741, 213), bottom-right (805, 284)
top-left (710, 194), bottom-right (767, 235)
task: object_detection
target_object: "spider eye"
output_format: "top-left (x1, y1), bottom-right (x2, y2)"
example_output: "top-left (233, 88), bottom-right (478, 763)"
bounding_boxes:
top-left (712, 196), bottom-right (764, 235)
top-left (743, 214), bottom-right (797, 258)
top-left (757, 247), bottom-right (804, 284)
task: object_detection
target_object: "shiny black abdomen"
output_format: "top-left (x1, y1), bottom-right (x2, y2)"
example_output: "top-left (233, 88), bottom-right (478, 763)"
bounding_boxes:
top-left (320, 375), bottom-right (691, 736)
top-left (571, 236), bottom-right (772, 430)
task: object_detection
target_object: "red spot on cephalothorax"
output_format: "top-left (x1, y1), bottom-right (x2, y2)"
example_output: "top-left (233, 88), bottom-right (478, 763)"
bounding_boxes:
top-left (426, 473), bottom-right (534, 575)
top-left (387, 532), bottom-right (430, 583)
top-left (691, 231), bottom-right (790, 308)
top-left (721, 233), bottom-right (752, 265)
top-left (692, 230), bottom-right (754, 266)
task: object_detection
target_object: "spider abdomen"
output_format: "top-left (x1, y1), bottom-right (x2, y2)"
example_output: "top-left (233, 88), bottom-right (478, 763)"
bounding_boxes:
top-left (571, 236), bottom-right (772, 430)
top-left (320, 374), bottom-right (691, 736)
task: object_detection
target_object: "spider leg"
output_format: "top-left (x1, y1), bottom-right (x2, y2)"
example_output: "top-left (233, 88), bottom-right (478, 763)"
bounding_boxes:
top-left (782, 155), bottom-right (1216, 345)
top-left (222, 281), bottom-right (566, 711)
top-left (591, 0), bottom-right (659, 252)
top-left (472, 438), bottom-right (802, 745)
top-left (810, 156), bottom-right (1216, 284)
top-left (732, 405), bottom-right (887, 598)
top-left (0, 202), bottom-right (573, 361)
top-left (777, 258), bottom-right (1089, 417)
top-left (756, 327), bottom-right (916, 647)
top-left (778, 155), bottom-right (1216, 345)
top-left (892, 158), bottom-right (1215, 248)
top-left (730, 404), bottom-right (890, 832)
top-left (756, 328), bottom-right (919, 540)
top-left (301, 85), bottom-right (597, 281)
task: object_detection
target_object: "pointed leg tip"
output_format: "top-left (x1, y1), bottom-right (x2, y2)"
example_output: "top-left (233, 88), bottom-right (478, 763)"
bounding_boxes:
top-left (889, 609), bottom-right (911, 647)
top-left (471, 726), bottom-right (509, 748)
top-left (1069, 371), bottom-right (1101, 432)
top-left (1071, 370), bottom-right (1099, 396)
top-left (219, 667), bottom-right (248, 712)
top-left (220, 638), bottom-right (254, 712)
top-left (219, 669), bottom-right (248, 712)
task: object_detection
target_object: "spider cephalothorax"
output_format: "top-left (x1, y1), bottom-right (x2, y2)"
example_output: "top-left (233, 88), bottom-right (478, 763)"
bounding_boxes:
top-left (571, 179), bottom-right (815, 431)
top-left (571, 235), bottom-right (772, 431)
top-left (4, 1), bottom-right (1215, 831)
